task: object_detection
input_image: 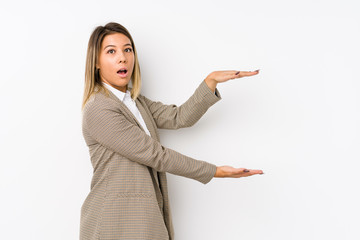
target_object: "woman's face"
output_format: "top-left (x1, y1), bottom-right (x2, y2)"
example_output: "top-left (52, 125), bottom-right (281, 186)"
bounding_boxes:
top-left (97, 33), bottom-right (135, 93)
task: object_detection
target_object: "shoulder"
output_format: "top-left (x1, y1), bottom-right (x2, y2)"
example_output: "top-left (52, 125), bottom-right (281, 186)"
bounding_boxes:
top-left (135, 92), bottom-right (147, 103)
top-left (82, 90), bottom-right (118, 116)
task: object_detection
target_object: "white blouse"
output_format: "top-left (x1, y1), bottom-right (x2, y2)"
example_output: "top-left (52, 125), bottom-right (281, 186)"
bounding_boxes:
top-left (103, 82), bottom-right (151, 136)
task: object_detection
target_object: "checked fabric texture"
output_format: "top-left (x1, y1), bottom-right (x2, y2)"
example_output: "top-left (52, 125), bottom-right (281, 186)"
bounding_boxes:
top-left (80, 80), bottom-right (221, 239)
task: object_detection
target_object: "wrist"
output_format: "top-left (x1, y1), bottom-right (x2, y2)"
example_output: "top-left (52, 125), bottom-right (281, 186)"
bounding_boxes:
top-left (204, 77), bottom-right (217, 93)
top-left (214, 166), bottom-right (224, 178)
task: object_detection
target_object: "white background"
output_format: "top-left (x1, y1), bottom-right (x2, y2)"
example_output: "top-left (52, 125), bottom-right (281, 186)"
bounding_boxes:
top-left (1, 0), bottom-right (359, 239)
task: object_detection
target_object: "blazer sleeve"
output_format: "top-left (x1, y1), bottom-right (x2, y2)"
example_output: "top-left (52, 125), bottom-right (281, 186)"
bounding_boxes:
top-left (83, 99), bottom-right (217, 184)
top-left (141, 80), bottom-right (222, 129)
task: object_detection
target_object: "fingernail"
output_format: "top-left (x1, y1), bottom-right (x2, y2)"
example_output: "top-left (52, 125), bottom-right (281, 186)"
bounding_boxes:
top-left (254, 69), bottom-right (260, 72)
top-left (243, 169), bottom-right (250, 172)
top-left (235, 71), bottom-right (240, 75)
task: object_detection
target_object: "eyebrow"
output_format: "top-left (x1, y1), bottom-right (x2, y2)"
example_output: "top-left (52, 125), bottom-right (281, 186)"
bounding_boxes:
top-left (104, 43), bottom-right (132, 50)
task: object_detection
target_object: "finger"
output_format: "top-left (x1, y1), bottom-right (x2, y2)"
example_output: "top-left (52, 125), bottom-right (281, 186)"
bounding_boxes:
top-left (248, 169), bottom-right (264, 175)
top-left (239, 171), bottom-right (264, 178)
top-left (235, 168), bottom-right (262, 173)
top-left (239, 71), bottom-right (259, 76)
top-left (238, 169), bottom-right (264, 176)
top-left (235, 70), bottom-right (260, 77)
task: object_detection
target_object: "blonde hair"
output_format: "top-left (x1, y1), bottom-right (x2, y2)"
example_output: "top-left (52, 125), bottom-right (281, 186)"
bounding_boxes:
top-left (82, 22), bottom-right (142, 110)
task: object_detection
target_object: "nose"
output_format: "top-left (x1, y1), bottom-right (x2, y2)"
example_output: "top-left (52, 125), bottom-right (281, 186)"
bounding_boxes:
top-left (117, 51), bottom-right (126, 63)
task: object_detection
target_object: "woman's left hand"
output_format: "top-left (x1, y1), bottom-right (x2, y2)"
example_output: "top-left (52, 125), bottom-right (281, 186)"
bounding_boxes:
top-left (204, 69), bottom-right (260, 92)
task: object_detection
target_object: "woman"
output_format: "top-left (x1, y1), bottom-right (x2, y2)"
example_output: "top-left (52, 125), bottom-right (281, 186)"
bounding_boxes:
top-left (80, 22), bottom-right (263, 240)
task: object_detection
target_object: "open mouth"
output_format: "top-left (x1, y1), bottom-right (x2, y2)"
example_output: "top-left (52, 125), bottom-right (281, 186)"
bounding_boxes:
top-left (117, 69), bottom-right (128, 74)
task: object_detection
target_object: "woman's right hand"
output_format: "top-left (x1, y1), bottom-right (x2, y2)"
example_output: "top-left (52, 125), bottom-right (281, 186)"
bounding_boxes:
top-left (214, 165), bottom-right (264, 178)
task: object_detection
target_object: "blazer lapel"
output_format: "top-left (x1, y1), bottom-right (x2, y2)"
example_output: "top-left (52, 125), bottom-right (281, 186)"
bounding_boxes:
top-left (135, 100), bottom-right (159, 141)
top-left (102, 88), bottom-right (161, 189)
top-left (104, 89), bottom-right (145, 131)
top-left (135, 100), bottom-right (162, 189)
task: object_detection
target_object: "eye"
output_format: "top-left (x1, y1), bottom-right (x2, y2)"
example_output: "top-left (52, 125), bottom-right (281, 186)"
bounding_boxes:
top-left (125, 48), bottom-right (133, 53)
top-left (107, 49), bottom-right (115, 54)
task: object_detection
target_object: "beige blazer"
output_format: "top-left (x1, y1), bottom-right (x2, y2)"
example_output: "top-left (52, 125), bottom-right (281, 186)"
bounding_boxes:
top-left (80, 80), bottom-right (222, 240)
